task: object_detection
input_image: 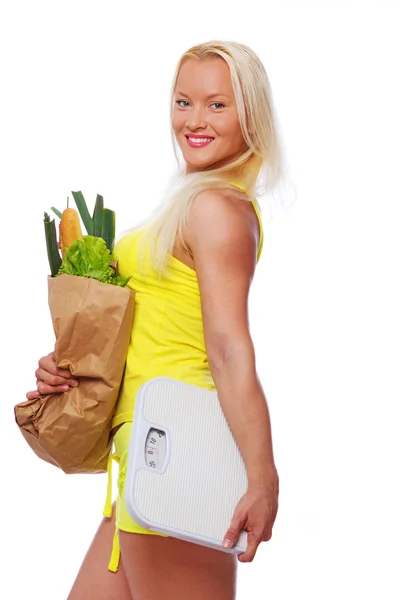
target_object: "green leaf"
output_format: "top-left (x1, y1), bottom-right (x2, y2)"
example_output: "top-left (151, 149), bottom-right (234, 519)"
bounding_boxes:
top-left (58, 235), bottom-right (130, 287)
top-left (115, 275), bottom-right (131, 287)
top-left (71, 190), bottom-right (93, 235)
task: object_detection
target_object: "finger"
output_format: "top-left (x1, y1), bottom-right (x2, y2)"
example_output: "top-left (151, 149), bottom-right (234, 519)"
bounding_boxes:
top-left (262, 528), bottom-right (272, 542)
top-left (26, 390), bottom-right (41, 401)
top-left (35, 367), bottom-right (71, 386)
top-left (223, 511), bottom-right (246, 549)
top-left (37, 362), bottom-right (75, 380)
top-left (38, 355), bottom-right (73, 380)
top-left (237, 530), bottom-right (262, 563)
top-left (35, 367), bottom-right (78, 387)
top-left (37, 381), bottom-right (71, 395)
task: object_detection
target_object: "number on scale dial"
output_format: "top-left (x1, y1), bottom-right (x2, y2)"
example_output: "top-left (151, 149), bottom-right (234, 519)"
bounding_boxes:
top-left (145, 428), bottom-right (167, 471)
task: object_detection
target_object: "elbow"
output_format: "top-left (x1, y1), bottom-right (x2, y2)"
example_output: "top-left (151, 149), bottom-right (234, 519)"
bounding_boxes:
top-left (206, 333), bottom-right (256, 374)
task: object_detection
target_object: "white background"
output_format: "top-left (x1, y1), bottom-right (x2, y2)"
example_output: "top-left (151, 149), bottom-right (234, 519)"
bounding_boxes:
top-left (1, 1), bottom-right (399, 598)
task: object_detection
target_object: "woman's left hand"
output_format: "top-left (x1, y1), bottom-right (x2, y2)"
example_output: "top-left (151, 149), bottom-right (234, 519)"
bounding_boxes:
top-left (222, 477), bottom-right (279, 563)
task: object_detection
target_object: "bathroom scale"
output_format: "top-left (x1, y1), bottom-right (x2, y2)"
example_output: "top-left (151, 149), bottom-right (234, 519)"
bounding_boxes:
top-left (124, 376), bottom-right (248, 554)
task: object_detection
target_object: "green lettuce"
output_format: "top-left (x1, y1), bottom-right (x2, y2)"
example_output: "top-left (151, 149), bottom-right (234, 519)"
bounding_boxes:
top-left (58, 235), bottom-right (131, 287)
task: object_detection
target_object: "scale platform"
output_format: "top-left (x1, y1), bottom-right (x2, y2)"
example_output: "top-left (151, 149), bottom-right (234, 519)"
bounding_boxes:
top-left (124, 376), bottom-right (248, 554)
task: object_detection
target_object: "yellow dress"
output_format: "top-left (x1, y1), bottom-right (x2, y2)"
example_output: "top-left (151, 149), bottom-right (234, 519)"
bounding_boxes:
top-left (102, 184), bottom-right (264, 572)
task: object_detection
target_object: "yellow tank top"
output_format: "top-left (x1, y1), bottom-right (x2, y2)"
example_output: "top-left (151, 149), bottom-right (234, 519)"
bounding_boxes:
top-left (111, 186), bottom-right (264, 429)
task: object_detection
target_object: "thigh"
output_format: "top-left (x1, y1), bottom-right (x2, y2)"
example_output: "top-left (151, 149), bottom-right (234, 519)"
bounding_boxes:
top-left (67, 503), bottom-right (132, 600)
top-left (119, 530), bottom-right (237, 600)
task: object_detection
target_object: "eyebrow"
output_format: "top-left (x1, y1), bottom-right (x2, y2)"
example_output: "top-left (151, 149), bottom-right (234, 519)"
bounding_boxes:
top-left (175, 91), bottom-right (230, 99)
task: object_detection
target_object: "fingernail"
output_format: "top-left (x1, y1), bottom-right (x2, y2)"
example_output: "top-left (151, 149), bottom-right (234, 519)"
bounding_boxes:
top-left (223, 539), bottom-right (232, 548)
top-left (71, 380), bottom-right (79, 387)
top-left (61, 385), bottom-right (70, 391)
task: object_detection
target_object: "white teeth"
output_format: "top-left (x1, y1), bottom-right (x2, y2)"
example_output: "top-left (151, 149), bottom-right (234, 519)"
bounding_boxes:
top-left (188, 137), bottom-right (214, 143)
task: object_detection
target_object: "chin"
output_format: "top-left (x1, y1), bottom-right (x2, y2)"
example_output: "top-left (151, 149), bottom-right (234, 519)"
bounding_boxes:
top-left (183, 150), bottom-right (224, 169)
top-left (181, 155), bottom-right (210, 168)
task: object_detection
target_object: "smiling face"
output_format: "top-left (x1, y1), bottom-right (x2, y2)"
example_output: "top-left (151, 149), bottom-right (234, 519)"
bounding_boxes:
top-left (172, 57), bottom-right (247, 174)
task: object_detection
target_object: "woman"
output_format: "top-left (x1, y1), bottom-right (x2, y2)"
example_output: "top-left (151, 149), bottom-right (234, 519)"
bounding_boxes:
top-left (26, 40), bottom-right (283, 599)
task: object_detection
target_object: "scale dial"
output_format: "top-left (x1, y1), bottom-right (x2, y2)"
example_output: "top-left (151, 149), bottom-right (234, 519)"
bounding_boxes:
top-left (145, 428), bottom-right (167, 471)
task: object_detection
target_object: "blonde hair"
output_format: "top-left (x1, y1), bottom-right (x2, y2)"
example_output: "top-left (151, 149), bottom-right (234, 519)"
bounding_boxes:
top-left (132, 40), bottom-right (294, 278)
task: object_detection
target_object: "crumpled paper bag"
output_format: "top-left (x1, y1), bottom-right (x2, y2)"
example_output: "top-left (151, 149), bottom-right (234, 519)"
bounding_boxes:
top-left (14, 273), bottom-right (135, 474)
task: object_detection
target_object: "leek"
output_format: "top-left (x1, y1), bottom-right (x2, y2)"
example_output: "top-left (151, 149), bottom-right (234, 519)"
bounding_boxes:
top-left (51, 206), bottom-right (62, 219)
top-left (92, 194), bottom-right (104, 237)
top-left (44, 212), bottom-right (62, 276)
top-left (71, 190), bottom-right (93, 235)
top-left (101, 209), bottom-right (116, 253)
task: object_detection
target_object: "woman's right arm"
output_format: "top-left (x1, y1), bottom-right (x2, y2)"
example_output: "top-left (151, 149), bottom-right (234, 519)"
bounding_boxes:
top-left (25, 351), bottom-right (79, 400)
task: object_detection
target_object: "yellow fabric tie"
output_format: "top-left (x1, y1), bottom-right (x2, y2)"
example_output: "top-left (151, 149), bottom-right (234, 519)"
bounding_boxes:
top-left (108, 524), bottom-right (121, 573)
top-left (102, 452), bottom-right (116, 518)
top-left (102, 451), bottom-right (121, 573)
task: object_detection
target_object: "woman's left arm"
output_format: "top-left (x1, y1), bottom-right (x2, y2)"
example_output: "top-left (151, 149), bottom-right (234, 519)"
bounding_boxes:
top-left (187, 189), bottom-right (280, 563)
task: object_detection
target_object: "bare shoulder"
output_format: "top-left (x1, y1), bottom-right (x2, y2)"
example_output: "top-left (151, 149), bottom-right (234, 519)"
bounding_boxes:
top-left (187, 187), bottom-right (260, 266)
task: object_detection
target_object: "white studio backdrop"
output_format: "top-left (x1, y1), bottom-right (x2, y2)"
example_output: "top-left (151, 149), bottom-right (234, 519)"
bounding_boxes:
top-left (1, 1), bottom-right (399, 598)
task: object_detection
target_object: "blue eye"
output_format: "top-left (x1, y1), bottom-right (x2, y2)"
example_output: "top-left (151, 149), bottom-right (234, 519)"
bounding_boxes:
top-left (175, 99), bottom-right (225, 109)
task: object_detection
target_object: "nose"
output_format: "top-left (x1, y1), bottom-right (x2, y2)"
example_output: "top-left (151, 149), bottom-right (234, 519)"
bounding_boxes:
top-left (186, 104), bottom-right (207, 131)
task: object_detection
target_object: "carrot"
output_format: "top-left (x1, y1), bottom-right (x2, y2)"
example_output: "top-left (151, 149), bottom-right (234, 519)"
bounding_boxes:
top-left (59, 207), bottom-right (83, 259)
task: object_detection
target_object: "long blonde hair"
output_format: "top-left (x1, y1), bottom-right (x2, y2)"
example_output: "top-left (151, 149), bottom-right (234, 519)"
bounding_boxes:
top-left (132, 40), bottom-right (294, 278)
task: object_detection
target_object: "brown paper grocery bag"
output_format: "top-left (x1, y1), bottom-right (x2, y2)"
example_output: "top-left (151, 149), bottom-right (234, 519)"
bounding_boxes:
top-left (14, 274), bottom-right (135, 474)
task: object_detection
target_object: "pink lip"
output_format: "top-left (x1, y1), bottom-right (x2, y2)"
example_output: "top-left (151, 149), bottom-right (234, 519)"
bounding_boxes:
top-left (185, 134), bottom-right (215, 148)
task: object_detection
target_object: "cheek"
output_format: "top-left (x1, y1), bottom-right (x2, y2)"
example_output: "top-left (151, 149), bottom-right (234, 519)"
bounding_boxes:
top-left (171, 111), bottom-right (184, 135)
top-left (213, 114), bottom-right (242, 141)
top-left (210, 114), bottom-right (229, 134)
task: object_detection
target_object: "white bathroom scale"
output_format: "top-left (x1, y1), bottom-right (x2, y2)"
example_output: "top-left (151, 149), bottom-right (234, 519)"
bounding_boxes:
top-left (124, 376), bottom-right (248, 554)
